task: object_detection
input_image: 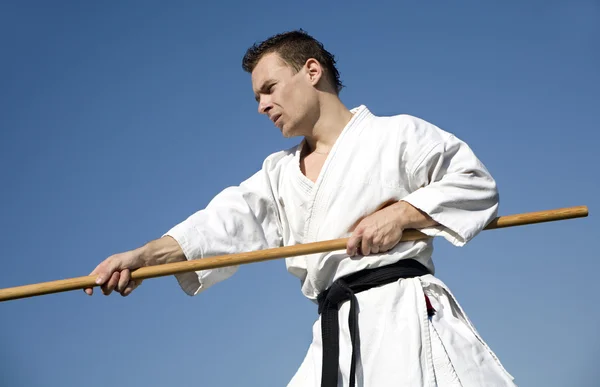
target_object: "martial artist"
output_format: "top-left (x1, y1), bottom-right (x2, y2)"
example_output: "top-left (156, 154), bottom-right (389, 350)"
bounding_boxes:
top-left (85, 30), bottom-right (517, 387)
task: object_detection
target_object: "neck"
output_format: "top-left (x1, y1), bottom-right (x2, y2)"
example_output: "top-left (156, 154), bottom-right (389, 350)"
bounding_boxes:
top-left (304, 95), bottom-right (353, 154)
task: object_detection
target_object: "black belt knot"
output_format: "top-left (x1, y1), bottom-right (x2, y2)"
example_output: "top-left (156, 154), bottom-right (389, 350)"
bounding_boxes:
top-left (316, 259), bottom-right (431, 387)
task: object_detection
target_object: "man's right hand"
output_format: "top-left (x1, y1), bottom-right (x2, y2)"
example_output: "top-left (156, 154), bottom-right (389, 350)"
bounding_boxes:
top-left (84, 248), bottom-right (146, 297)
top-left (84, 236), bottom-right (185, 297)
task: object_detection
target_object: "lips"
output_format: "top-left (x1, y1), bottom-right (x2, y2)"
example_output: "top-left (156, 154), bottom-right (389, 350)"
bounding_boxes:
top-left (271, 114), bottom-right (282, 126)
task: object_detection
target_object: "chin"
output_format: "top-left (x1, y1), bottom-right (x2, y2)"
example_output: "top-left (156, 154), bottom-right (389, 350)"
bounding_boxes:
top-left (281, 129), bottom-right (294, 138)
top-left (280, 125), bottom-right (300, 138)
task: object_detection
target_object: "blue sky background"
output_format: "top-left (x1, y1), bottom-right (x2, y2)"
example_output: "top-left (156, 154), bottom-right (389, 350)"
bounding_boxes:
top-left (1, 1), bottom-right (598, 386)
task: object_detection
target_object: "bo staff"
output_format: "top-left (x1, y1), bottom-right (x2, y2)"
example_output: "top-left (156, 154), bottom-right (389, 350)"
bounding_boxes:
top-left (0, 205), bottom-right (588, 303)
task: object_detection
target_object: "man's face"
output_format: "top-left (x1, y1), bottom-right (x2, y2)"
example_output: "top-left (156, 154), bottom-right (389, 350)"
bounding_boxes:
top-left (251, 52), bottom-right (319, 137)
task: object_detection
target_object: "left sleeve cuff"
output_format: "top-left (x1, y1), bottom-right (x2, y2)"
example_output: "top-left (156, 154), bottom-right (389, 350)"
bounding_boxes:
top-left (400, 191), bottom-right (473, 247)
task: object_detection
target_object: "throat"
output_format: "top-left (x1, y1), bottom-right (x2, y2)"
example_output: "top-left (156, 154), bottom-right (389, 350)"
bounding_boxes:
top-left (300, 152), bottom-right (328, 184)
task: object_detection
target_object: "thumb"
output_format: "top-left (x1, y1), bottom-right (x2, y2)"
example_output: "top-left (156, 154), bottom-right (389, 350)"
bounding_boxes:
top-left (84, 260), bottom-right (114, 295)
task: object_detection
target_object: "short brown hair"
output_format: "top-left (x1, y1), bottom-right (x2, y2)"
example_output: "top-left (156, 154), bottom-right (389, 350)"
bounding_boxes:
top-left (242, 30), bottom-right (343, 94)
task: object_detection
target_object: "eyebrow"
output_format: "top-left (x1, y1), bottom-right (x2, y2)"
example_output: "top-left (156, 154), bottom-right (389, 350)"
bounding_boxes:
top-left (254, 79), bottom-right (277, 102)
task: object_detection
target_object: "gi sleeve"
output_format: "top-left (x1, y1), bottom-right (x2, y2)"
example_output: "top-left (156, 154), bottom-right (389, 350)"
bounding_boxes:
top-left (400, 117), bottom-right (499, 246)
top-left (163, 166), bottom-right (283, 296)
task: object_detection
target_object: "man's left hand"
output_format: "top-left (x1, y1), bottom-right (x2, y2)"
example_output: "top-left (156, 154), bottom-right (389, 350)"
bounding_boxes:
top-left (346, 200), bottom-right (438, 256)
top-left (346, 204), bottom-right (405, 256)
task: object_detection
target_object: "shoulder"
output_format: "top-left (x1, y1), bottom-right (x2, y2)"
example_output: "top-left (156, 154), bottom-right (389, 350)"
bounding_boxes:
top-left (237, 143), bottom-right (299, 195)
top-left (240, 143), bottom-right (300, 188)
top-left (261, 143), bottom-right (300, 171)
top-left (370, 110), bottom-right (455, 143)
top-left (365, 108), bottom-right (461, 171)
top-left (365, 110), bottom-right (454, 148)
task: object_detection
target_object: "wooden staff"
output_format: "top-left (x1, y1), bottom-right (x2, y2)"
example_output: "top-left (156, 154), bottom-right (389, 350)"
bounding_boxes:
top-left (0, 205), bottom-right (588, 302)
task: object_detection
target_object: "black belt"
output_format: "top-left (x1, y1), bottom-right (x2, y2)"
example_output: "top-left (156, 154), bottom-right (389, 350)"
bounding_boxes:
top-left (316, 258), bottom-right (432, 387)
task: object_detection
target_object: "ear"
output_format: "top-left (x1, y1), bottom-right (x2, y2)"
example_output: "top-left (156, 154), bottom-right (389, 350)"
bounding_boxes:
top-left (304, 58), bottom-right (323, 87)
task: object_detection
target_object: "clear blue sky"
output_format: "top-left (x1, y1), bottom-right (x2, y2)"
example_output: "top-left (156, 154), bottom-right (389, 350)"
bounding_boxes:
top-left (1, 1), bottom-right (598, 386)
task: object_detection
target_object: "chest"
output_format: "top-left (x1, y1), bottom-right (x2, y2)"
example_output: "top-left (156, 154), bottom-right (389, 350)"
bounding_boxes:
top-left (300, 153), bottom-right (328, 183)
top-left (277, 137), bottom-right (413, 244)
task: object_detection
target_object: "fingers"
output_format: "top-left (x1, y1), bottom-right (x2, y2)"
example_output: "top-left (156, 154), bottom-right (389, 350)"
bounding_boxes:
top-left (360, 233), bottom-right (386, 255)
top-left (102, 271), bottom-right (120, 295)
top-left (84, 255), bottom-right (144, 297)
top-left (117, 269), bottom-right (142, 297)
top-left (117, 269), bottom-right (130, 293)
top-left (346, 225), bottom-right (402, 257)
top-left (379, 242), bottom-right (393, 254)
top-left (348, 225), bottom-right (375, 256)
top-left (370, 239), bottom-right (380, 254)
top-left (83, 256), bottom-right (127, 296)
top-left (84, 262), bottom-right (105, 296)
top-left (360, 232), bottom-right (373, 255)
top-left (346, 229), bottom-right (363, 256)
top-left (121, 279), bottom-right (142, 297)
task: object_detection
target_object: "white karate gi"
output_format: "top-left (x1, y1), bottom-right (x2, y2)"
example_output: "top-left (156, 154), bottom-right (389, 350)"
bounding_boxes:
top-left (165, 105), bottom-right (517, 386)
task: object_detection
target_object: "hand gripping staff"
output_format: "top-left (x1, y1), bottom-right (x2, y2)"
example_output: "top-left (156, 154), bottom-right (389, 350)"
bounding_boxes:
top-left (0, 205), bottom-right (588, 302)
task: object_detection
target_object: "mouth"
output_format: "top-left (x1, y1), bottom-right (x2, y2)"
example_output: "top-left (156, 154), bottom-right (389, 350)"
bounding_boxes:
top-left (271, 114), bottom-right (282, 127)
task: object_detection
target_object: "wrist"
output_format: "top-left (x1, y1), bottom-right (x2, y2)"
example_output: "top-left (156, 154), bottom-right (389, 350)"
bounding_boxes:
top-left (139, 236), bottom-right (185, 266)
top-left (136, 242), bottom-right (154, 266)
top-left (390, 201), bottom-right (412, 230)
top-left (392, 200), bottom-right (438, 230)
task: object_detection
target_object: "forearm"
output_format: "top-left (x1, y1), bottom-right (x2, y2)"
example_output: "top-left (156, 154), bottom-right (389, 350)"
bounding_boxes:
top-left (138, 236), bottom-right (186, 266)
top-left (392, 200), bottom-right (439, 230)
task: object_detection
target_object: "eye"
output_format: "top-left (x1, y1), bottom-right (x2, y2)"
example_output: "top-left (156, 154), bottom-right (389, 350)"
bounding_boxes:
top-left (268, 83), bottom-right (276, 93)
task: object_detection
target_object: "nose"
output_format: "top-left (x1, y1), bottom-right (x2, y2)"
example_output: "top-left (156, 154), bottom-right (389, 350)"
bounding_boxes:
top-left (257, 96), bottom-right (272, 115)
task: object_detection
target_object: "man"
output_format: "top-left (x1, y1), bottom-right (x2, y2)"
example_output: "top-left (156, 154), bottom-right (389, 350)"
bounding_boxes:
top-left (85, 30), bottom-right (516, 386)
